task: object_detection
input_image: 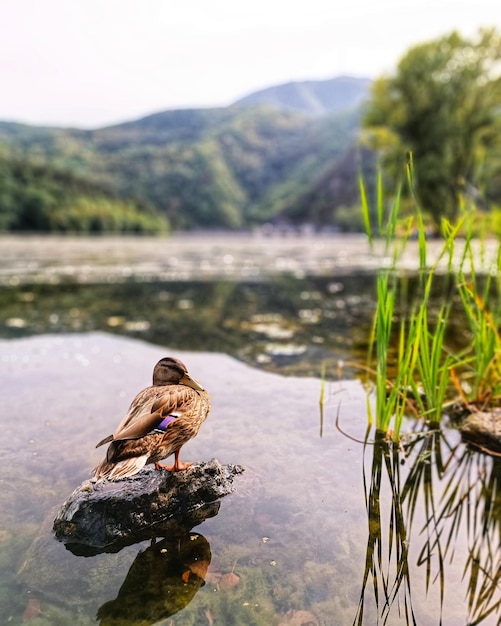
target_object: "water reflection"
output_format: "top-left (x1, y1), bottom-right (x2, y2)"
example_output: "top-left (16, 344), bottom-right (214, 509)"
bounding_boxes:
top-left (355, 426), bottom-right (501, 624)
top-left (424, 445), bottom-right (501, 624)
top-left (97, 533), bottom-right (211, 626)
top-left (0, 273), bottom-right (472, 379)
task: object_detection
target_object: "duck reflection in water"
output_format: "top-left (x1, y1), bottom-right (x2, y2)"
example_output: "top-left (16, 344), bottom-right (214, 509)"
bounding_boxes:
top-left (97, 532), bottom-right (211, 626)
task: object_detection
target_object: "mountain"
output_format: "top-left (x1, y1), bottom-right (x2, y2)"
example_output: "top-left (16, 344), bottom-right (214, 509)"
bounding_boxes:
top-left (235, 76), bottom-right (371, 116)
top-left (0, 76), bottom-right (374, 232)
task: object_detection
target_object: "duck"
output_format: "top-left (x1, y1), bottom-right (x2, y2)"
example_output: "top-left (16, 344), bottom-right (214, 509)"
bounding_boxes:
top-left (92, 357), bottom-right (210, 481)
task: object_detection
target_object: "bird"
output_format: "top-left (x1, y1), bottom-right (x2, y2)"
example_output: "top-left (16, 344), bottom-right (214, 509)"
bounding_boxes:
top-left (92, 357), bottom-right (210, 481)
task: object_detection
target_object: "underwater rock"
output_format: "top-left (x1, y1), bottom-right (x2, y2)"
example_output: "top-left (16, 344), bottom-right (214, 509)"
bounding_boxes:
top-left (53, 459), bottom-right (244, 552)
top-left (460, 409), bottom-right (501, 454)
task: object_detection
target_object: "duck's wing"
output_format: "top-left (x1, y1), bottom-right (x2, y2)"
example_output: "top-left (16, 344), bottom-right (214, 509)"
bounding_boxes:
top-left (96, 385), bottom-right (198, 446)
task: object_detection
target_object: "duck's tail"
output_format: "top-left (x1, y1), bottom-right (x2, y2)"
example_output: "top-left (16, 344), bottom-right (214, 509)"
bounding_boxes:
top-left (92, 454), bottom-right (149, 482)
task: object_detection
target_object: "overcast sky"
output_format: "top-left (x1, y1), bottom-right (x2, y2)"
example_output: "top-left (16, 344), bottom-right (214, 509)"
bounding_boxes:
top-left (1, 0), bottom-right (500, 128)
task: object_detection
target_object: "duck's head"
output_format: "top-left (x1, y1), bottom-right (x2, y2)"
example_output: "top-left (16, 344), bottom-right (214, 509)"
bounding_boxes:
top-left (152, 357), bottom-right (205, 391)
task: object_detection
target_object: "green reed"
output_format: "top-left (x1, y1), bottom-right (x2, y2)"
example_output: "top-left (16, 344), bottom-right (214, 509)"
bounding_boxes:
top-left (361, 172), bottom-right (412, 434)
top-left (361, 166), bottom-right (501, 436)
top-left (456, 229), bottom-right (501, 407)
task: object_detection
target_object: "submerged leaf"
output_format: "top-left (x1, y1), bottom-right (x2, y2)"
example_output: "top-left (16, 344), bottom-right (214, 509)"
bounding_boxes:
top-left (22, 599), bottom-right (41, 621)
top-left (219, 571), bottom-right (240, 590)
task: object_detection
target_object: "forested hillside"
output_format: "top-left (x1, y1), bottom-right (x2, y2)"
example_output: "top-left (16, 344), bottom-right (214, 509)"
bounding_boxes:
top-left (0, 153), bottom-right (168, 233)
top-left (0, 77), bottom-right (371, 232)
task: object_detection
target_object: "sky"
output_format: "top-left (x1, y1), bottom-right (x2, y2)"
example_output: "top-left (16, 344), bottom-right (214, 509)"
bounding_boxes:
top-left (1, 0), bottom-right (500, 129)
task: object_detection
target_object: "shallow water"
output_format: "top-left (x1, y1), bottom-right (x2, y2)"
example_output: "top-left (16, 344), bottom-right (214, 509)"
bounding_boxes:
top-left (1, 333), bottom-right (499, 625)
top-left (1, 234), bottom-right (500, 625)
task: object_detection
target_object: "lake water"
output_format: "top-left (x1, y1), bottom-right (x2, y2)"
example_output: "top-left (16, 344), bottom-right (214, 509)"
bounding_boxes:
top-left (1, 234), bottom-right (500, 625)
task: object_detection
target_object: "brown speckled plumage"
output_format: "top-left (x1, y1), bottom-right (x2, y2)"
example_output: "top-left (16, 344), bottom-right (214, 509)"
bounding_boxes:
top-left (92, 357), bottom-right (210, 481)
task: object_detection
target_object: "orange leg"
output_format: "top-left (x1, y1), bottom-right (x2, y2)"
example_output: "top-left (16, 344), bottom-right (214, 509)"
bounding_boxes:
top-left (155, 449), bottom-right (192, 472)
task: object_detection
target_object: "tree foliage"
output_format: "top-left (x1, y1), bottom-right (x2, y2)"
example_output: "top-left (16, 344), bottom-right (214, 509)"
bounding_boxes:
top-left (0, 156), bottom-right (169, 234)
top-left (0, 104), bottom-right (362, 231)
top-left (363, 28), bottom-right (501, 230)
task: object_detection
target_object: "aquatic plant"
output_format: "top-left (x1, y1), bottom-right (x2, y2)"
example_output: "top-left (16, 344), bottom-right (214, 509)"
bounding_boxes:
top-left (354, 161), bottom-right (501, 621)
top-left (455, 235), bottom-right (501, 409)
top-left (360, 163), bottom-right (501, 437)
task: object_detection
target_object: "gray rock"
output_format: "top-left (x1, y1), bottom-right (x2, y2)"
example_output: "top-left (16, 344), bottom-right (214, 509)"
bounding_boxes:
top-left (460, 409), bottom-right (501, 454)
top-left (53, 459), bottom-right (244, 553)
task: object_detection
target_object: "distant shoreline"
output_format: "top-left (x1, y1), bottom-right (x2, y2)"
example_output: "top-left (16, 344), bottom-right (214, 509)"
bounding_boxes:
top-left (0, 232), bottom-right (497, 286)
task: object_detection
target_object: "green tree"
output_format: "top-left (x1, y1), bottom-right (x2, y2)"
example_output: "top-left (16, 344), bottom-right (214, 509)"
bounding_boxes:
top-left (0, 153), bottom-right (170, 233)
top-left (363, 29), bottom-right (501, 231)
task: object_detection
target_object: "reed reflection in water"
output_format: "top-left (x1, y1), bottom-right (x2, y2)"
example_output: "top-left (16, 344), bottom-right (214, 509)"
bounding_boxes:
top-left (353, 424), bottom-right (501, 625)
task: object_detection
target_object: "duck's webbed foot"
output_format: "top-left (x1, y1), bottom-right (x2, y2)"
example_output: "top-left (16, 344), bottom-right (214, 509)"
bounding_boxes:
top-left (155, 449), bottom-right (192, 472)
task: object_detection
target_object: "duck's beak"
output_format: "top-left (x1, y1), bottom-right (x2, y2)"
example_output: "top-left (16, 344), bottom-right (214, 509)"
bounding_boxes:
top-left (180, 372), bottom-right (205, 392)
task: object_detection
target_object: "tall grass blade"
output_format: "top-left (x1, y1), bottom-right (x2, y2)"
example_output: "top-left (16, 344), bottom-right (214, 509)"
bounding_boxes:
top-left (360, 176), bottom-right (373, 247)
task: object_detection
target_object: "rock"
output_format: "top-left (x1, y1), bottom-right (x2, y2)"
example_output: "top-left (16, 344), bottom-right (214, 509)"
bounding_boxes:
top-left (460, 409), bottom-right (501, 455)
top-left (18, 518), bottom-right (214, 621)
top-left (53, 459), bottom-right (244, 554)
